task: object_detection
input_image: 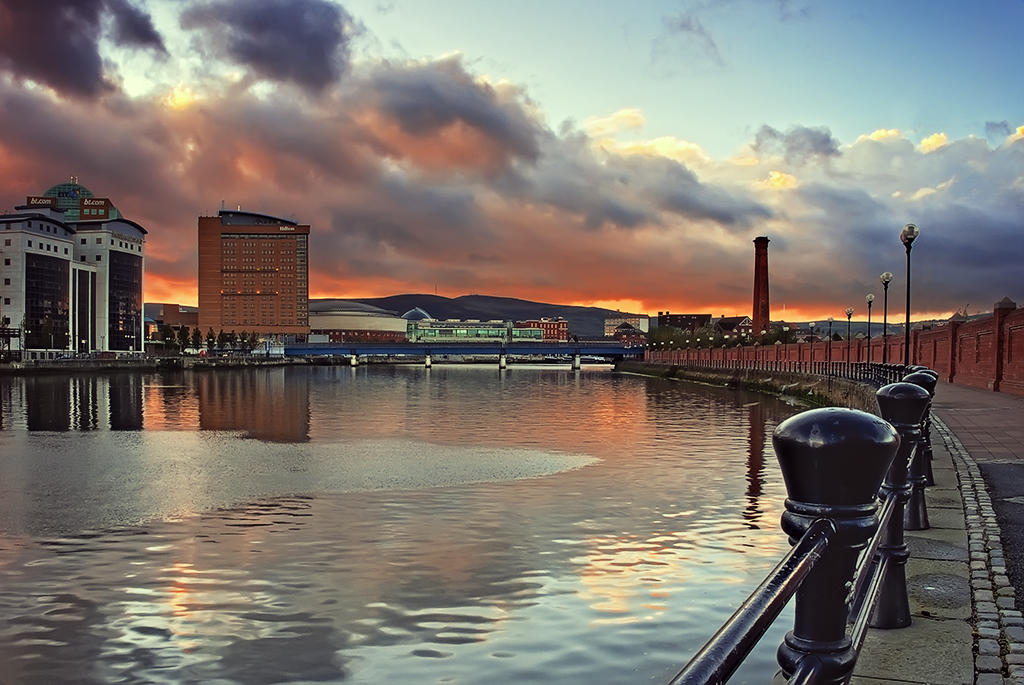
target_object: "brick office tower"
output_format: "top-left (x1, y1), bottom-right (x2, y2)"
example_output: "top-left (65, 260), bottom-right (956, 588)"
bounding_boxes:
top-left (198, 210), bottom-right (310, 340)
top-left (752, 236), bottom-right (770, 336)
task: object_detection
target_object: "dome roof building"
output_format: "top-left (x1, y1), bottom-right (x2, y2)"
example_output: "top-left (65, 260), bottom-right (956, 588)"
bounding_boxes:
top-left (401, 307), bottom-right (434, 321)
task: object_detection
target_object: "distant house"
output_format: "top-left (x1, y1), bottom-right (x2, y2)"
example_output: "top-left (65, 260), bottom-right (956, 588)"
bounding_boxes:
top-left (713, 315), bottom-right (753, 336)
top-left (604, 315), bottom-right (649, 336)
top-left (656, 312), bottom-right (712, 331)
top-left (612, 322), bottom-right (646, 345)
top-left (516, 317), bottom-right (569, 342)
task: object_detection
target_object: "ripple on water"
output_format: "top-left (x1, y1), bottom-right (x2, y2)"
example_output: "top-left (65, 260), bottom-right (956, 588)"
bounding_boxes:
top-left (0, 367), bottom-right (799, 683)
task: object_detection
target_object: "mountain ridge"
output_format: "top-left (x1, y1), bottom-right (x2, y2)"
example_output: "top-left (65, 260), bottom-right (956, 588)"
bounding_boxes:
top-left (345, 293), bottom-right (645, 338)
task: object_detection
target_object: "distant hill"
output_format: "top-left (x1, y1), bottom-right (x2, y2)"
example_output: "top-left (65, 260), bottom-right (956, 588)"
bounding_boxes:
top-left (349, 294), bottom-right (645, 338)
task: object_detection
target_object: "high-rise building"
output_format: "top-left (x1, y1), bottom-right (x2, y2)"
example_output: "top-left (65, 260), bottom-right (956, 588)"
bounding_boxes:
top-left (198, 210), bottom-right (309, 338)
top-left (0, 179), bottom-right (146, 359)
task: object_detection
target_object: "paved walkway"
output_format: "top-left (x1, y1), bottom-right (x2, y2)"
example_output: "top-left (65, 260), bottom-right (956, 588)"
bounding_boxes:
top-left (852, 381), bottom-right (1024, 685)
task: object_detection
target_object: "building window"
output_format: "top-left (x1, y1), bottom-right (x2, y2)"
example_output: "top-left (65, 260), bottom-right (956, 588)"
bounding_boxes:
top-left (27, 240), bottom-right (32, 247)
top-left (95, 255), bottom-right (102, 262)
top-left (80, 238), bottom-right (86, 245)
top-left (96, 238), bottom-right (101, 244)
top-left (64, 248), bottom-right (68, 255)
top-left (3, 298), bottom-right (9, 305)
top-left (80, 256), bottom-right (86, 262)
top-left (3, 239), bottom-right (9, 246)
top-left (3, 258), bottom-right (8, 265)
top-left (3, 278), bottom-right (9, 285)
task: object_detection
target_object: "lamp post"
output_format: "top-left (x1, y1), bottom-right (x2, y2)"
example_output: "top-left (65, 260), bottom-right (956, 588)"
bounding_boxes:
top-left (880, 272), bottom-right (893, 363)
top-left (865, 293), bottom-right (875, 364)
top-left (809, 322), bottom-right (816, 370)
top-left (845, 307), bottom-right (853, 365)
top-left (900, 223), bottom-right (920, 366)
top-left (827, 317), bottom-right (834, 365)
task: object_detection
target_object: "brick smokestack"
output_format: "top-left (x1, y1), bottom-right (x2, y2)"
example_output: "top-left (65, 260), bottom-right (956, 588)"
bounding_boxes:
top-left (752, 236), bottom-right (770, 335)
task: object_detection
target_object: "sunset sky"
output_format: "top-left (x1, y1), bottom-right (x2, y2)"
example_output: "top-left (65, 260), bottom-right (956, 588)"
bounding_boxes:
top-left (0, 0), bottom-right (1021, 321)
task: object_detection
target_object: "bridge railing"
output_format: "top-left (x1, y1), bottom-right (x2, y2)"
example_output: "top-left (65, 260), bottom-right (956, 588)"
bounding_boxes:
top-left (667, 372), bottom-right (937, 683)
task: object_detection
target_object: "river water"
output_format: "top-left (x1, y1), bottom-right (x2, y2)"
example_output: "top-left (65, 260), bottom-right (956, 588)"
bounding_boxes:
top-left (0, 365), bottom-right (804, 684)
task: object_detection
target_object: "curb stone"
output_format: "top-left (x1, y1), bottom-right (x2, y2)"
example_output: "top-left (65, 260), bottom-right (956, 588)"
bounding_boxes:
top-left (934, 415), bottom-right (1024, 684)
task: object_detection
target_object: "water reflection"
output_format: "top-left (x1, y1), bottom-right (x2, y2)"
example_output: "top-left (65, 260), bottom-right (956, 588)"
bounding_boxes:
top-left (197, 368), bottom-right (310, 442)
top-left (0, 366), bottom-right (803, 683)
top-left (744, 401), bottom-right (766, 527)
top-left (25, 375), bottom-right (71, 431)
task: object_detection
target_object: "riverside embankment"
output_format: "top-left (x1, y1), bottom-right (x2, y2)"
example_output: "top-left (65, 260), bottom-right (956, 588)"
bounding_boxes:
top-left (0, 356), bottom-right (306, 375)
top-left (615, 360), bottom-right (880, 413)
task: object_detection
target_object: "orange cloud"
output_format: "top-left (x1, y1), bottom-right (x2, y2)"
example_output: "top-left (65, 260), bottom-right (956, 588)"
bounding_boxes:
top-left (359, 109), bottom-right (518, 175)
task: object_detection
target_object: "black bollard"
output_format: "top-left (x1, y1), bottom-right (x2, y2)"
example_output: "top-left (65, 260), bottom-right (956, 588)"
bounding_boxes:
top-left (904, 369), bottom-right (938, 487)
top-left (871, 382), bottom-right (930, 628)
top-left (899, 371), bottom-right (935, 530)
top-left (773, 407), bottom-right (899, 683)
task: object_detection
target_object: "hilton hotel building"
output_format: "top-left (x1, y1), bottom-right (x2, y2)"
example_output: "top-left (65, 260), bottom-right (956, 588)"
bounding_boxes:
top-left (198, 210), bottom-right (309, 339)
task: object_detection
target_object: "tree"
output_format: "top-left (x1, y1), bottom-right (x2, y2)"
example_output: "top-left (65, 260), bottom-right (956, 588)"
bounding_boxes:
top-left (217, 329), bottom-right (227, 349)
top-left (206, 327), bottom-right (216, 349)
top-left (176, 326), bottom-right (190, 352)
top-left (191, 327), bottom-right (202, 351)
top-left (160, 324), bottom-right (176, 351)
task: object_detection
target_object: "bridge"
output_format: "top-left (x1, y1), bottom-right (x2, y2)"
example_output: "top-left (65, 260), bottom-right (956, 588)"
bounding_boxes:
top-left (283, 340), bottom-right (643, 363)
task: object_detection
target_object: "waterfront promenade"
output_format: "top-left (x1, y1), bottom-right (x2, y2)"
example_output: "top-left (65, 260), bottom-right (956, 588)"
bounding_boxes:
top-left (854, 382), bottom-right (1024, 684)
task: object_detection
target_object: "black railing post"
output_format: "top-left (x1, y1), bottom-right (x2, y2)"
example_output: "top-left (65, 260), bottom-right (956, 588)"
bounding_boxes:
top-left (901, 370), bottom-right (936, 530)
top-left (907, 369), bottom-right (938, 486)
top-left (773, 407), bottom-right (899, 683)
top-left (871, 382), bottom-right (930, 628)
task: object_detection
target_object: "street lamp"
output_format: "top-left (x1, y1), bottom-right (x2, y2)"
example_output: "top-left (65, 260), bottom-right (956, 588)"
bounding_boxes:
top-left (827, 317), bottom-right (834, 364)
top-left (900, 223), bottom-right (920, 366)
top-left (865, 293), bottom-right (875, 363)
top-left (845, 307), bottom-right (853, 364)
top-left (809, 322), bottom-right (816, 368)
top-left (880, 272), bottom-right (893, 363)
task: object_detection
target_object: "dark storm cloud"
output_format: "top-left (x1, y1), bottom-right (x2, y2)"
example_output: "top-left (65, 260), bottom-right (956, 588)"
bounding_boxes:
top-left (180, 0), bottom-right (355, 93)
top-left (632, 156), bottom-right (773, 227)
top-left (364, 58), bottom-right (542, 161)
top-left (0, 0), bottom-right (165, 99)
top-left (985, 120), bottom-right (1012, 144)
top-left (754, 124), bottom-right (840, 164)
top-left (107, 0), bottom-right (168, 53)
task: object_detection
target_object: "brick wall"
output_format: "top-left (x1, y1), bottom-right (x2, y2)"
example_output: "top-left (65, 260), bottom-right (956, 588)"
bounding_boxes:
top-left (644, 298), bottom-right (1023, 396)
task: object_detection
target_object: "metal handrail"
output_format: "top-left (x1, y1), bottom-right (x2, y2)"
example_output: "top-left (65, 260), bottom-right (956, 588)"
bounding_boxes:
top-left (663, 375), bottom-right (933, 684)
top-left (668, 518), bottom-right (835, 684)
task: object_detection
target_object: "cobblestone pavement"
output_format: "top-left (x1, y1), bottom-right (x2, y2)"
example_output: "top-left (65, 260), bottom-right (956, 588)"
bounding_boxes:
top-left (932, 382), bottom-right (1024, 684)
top-left (851, 381), bottom-right (1024, 685)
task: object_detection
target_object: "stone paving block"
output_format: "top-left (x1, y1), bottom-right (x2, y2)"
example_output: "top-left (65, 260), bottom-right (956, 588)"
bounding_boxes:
top-left (905, 558), bottom-right (972, 619)
top-left (928, 506), bottom-right (970, 530)
top-left (974, 674), bottom-right (1005, 685)
top-left (854, 615), bottom-right (973, 684)
top-left (976, 654), bottom-right (1003, 672)
top-left (926, 487), bottom-right (969, 508)
top-left (907, 531), bottom-right (970, 562)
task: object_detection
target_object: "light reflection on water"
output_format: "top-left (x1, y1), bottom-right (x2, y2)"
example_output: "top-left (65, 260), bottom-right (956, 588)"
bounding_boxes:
top-left (0, 365), bottom-right (803, 683)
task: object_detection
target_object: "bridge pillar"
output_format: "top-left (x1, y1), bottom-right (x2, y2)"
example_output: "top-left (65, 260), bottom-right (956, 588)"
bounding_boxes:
top-left (572, 354), bottom-right (581, 370)
top-left (424, 353), bottom-right (431, 368)
top-left (350, 354), bottom-right (359, 367)
top-left (499, 353), bottom-right (507, 369)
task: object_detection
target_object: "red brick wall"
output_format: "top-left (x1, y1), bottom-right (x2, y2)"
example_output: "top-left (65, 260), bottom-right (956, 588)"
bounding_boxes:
top-left (643, 301), bottom-right (1024, 397)
top-left (952, 317), bottom-right (997, 390)
top-left (1000, 308), bottom-right (1024, 395)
